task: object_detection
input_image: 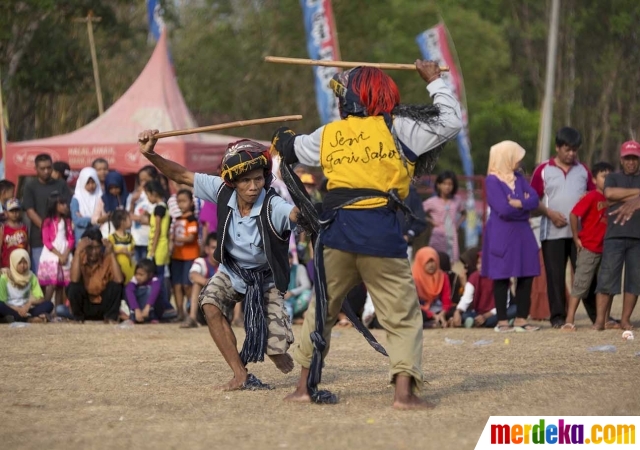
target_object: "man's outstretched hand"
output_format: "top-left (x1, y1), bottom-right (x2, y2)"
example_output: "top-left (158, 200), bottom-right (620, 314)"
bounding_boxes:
top-left (415, 60), bottom-right (441, 84)
top-left (138, 129), bottom-right (160, 156)
top-left (611, 195), bottom-right (640, 226)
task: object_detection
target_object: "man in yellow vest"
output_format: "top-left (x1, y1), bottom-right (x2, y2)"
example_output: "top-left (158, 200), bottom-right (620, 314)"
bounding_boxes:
top-left (271, 60), bottom-right (462, 409)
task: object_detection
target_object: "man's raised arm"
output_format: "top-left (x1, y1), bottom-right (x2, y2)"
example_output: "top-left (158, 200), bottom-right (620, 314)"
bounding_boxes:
top-left (138, 129), bottom-right (194, 186)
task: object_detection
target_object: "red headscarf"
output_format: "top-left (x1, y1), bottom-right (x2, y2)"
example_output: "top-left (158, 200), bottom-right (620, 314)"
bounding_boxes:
top-left (412, 247), bottom-right (445, 303)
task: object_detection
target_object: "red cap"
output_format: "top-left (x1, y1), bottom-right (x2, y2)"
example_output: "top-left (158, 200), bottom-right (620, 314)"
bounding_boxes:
top-left (620, 141), bottom-right (640, 158)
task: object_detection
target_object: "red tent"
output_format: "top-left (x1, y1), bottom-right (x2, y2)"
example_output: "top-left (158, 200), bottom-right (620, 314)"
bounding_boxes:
top-left (4, 32), bottom-right (241, 184)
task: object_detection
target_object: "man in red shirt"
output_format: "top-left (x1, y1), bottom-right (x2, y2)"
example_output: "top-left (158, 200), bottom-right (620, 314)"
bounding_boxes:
top-left (563, 162), bottom-right (614, 330)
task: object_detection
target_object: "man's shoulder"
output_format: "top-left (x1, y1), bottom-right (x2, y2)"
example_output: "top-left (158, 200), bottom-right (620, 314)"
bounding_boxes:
top-left (532, 160), bottom-right (552, 177)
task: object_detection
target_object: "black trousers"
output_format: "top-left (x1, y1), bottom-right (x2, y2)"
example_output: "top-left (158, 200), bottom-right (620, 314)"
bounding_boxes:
top-left (494, 277), bottom-right (533, 321)
top-left (541, 238), bottom-right (597, 324)
top-left (67, 281), bottom-right (123, 321)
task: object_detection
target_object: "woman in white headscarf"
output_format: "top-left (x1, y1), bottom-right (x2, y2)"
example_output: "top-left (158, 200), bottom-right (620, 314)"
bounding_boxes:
top-left (70, 167), bottom-right (103, 243)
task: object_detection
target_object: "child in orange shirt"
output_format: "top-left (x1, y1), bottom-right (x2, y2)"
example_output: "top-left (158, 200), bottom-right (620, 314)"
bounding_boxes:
top-left (170, 190), bottom-right (200, 322)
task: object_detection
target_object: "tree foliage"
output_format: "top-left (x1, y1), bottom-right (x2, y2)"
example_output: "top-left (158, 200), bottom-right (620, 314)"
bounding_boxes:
top-left (1, 0), bottom-right (639, 173)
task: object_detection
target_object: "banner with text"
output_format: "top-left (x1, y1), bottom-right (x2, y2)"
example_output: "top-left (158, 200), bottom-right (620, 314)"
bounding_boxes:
top-left (300, 0), bottom-right (341, 124)
top-left (416, 23), bottom-right (478, 248)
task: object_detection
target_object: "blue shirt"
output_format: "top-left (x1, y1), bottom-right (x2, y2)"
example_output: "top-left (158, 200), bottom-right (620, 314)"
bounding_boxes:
top-left (193, 173), bottom-right (294, 293)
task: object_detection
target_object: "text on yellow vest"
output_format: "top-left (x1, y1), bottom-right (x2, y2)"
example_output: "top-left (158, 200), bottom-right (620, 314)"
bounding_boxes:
top-left (320, 116), bottom-right (414, 209)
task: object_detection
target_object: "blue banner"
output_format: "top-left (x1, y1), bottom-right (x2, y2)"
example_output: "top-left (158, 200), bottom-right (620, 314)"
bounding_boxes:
top-left (416, 25), bottom-right (474, 177)
top-left (417, 24), bottom-right (478, 248)
top-left (300, 0), bottom-right (341, 124)
top-left (147, 0), bottom-right (165, 41)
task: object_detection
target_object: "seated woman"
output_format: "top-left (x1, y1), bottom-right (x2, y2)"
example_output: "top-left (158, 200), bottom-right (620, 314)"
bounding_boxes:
top-left (412, 247), bottom-right (451, 328)
top-left (0, 249), bottom-right (52, 323)
top-left (125, 259), bottom-right (164, 324)
top-left (451, 254), bottom-right (516, 328)
top-left (284, 252), bottom-right (312, 322)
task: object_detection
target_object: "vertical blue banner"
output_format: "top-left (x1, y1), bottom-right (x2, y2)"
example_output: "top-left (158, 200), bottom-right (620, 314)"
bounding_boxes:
top-left (147, 0), bottom-right (165, 41)
top-left (417, 24), bottom-right (478, 248)
top-left (300, 0), bottom-right (341, 124)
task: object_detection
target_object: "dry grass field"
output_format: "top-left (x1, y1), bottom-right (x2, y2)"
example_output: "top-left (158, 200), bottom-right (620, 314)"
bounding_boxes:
top-left (1, 302), bottom-right (638, 450)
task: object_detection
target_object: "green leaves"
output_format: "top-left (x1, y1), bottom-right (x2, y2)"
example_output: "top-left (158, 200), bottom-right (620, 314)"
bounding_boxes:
top-left (1, 0), bottom-right (637, 171)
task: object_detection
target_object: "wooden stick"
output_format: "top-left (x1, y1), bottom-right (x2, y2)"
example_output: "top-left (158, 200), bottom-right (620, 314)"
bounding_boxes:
top-left (154, 115), bottom-right (303, 139)
top-left (265, 56), bottom-right (449, 72)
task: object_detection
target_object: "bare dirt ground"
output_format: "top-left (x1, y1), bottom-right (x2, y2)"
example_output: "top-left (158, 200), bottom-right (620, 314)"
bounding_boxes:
top-left (1, 302), bottom-right (638, 450)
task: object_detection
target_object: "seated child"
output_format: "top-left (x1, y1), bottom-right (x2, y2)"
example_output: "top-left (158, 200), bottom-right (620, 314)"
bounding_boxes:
top-left (284, 251), bottom-right (312, 321)
top-left (180, 232), bottom-right (218, 328)
top-left (451, 253), bottom-right (515, 328)
top-left (125, 259), bottom-right (164, 324)
top-left (412, 247), bottom-right (452, 328)
top-left (438, 251), bottom-right (463, 306)
top-left (0, 249), bottom-right (52, 322)
top-left (109, 210), bottom-right (135, 283)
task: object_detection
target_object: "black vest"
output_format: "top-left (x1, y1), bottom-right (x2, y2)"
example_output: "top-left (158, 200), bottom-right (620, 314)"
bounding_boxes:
top-left (213, 185), bottom-right (291, 292)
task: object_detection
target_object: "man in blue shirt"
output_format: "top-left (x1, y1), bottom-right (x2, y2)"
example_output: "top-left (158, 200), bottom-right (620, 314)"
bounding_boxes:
top-left (138, 132), bottom-right (300, 391)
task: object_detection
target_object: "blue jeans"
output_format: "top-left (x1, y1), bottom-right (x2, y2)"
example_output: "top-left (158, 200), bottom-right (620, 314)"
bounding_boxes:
top-left (462, 303), bottom-right (517, 328)
top-left (134, 246), bottom-right (148, 264)
top-left (129, 285), bottom-right (165, 322)
top-left (31, 247), bottom-right (43, 276)
top-left (55, 304), bottom-right (75, 320)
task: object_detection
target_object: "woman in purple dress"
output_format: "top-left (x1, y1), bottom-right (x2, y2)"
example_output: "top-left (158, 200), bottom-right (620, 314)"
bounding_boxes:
top-left (481, 141), bottom-right (541, 332)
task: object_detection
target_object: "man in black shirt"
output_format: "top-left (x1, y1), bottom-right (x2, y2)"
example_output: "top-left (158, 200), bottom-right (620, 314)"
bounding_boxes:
top-left (21, 154), bottom-right (71, 275)
top-left (595, 141), bottom-right (640, 331)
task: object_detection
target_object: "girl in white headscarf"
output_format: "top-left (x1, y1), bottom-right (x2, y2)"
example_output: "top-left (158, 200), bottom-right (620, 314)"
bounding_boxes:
top-left (0, 249), bottom-right (51, 322)
top-left (71, 167), bottom-right (103, 243)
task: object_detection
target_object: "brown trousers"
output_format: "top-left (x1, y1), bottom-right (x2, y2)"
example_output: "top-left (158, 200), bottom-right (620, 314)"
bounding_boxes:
top-left (292, 248), bottom-right (424, 388)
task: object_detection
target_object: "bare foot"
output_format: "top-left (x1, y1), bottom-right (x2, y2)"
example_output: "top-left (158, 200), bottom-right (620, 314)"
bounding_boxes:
top-left (215, 373), bottom-right (248, 391)
top-left (284, 387), bottom-right (312, 403)
top-left (393, 394), bottom-right (436, 410)
top-left (620, 322), bottom-right (634, 331)
top-left (592, 323), bottom-right (605, 331)
top-left (269, 353), bottom-right (294, 374)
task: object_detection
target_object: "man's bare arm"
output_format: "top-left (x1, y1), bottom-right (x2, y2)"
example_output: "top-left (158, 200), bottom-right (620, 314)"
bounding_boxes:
top-left (569, 213), bottom-right (580, 240)
top-left (189, 272), bottom-right (209, 286)
top-left (289, 206), bottom-right (301, 223)
top-left (70, 247), bottom-right (83, 283)
top-left (138, 129), bottom-right (194, 186)
top-left (604, 187), bottom-right (640, 203)
top-left (26, 208), bottom-right (43, 229)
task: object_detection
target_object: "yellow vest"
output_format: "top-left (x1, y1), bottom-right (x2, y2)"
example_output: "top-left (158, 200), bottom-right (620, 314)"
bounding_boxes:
top-left (320, 116), bottom-right (414, 209)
